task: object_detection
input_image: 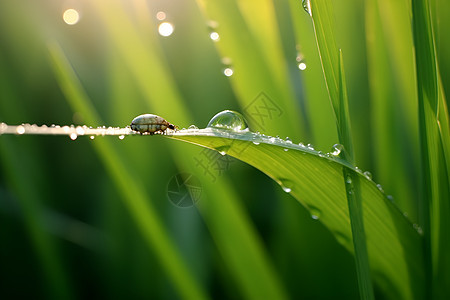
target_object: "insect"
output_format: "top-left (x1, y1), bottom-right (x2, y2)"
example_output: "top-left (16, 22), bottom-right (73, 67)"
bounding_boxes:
top-left (130, 114), bottom-right (176, 135)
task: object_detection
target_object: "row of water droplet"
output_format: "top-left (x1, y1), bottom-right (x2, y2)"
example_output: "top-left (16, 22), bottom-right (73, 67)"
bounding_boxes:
top-left (0, 123), bottom-right (132, 140)
top-left (203, 110), bottom-right (422, 231)
top-left (1, 110), bottom-right (421, 233)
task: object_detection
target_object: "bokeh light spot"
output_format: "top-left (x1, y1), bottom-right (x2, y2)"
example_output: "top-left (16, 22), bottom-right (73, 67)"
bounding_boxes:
top-left (63, 9), bottom-right (80, 25)
top-left (158, 22), bottom-right (174, 37)
top-left (223, 68), bottom-right (234, 77)
top-left (156, 11), bottom-right (166, 21)
top-left (210, 32), bottom-right (220, 41)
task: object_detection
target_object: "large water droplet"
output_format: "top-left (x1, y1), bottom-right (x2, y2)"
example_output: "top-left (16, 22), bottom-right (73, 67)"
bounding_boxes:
top-left (302, 0), bottom-right (312, 16)
top-left (207, 110), bottom-right (249, 132)
top-left (330, 144), bottom-right (344, 156)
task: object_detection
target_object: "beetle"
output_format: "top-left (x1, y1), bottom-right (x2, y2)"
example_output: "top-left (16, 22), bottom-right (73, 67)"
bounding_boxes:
top-left (130, 114), bottom-right (176, 135)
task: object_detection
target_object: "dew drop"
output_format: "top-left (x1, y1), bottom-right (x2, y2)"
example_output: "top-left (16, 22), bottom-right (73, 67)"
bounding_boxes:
top-left (279, 179), bottom-right (294, 193)
top-left (413, 223), bottom-right (423, 235)
top-left (346, 176), bottom-right (352, 184)
top-left (387, 195), bottom-right (394, 202)
top-left (285, 137), bottom-right (292, 144)
top-left (302, 0), bottom-right (312, 16)
top-left (282, 186), bottom-right (291, 193)
top-left (0, 122), bottom-right (6, 134)
top-left (309, 207), bottom-right (321, 220)
top-left (70, 133), bottom-right (78, 140)
top-left (318, 151), bottom-right (326, 157)
top-left (16, 125), bottom-right (25, 135)
top-left (376, 184), bottom-right (384, 193)
top-left (215, 145), bottom-right (231, 155)
top-left (75, 126), bottom-right (85, 135)
top-left (330, 144), bottom-right (344, 156)
top-left (207, 110), bottom-right (249, 132)
top-left (252, 135), bottom-right (262, 145)
top-left (283, 148), bottom-right (289, 152)
top-left (363, 171), bottom-right (372, 180)
top-left (188, 125), bottom-right (199, 130)
top-left (90, 136), bottom-right (95, 140)
top-left (118, 135), bottom-right (125, 140)
top-left (307, 143), bottom-right (314, 150)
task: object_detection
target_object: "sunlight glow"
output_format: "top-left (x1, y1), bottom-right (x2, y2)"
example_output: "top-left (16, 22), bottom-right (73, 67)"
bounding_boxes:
top-left (63, 9), bottom-right (80, 25)
top-left (158, 22), bottom-right (174, 37)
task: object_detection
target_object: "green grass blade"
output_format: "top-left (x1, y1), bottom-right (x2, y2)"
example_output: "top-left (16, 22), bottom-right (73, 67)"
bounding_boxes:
top-left (308, 1), bottom-right (373, 297)
top-left (338, 51), bottom-right (374, 299)
top-left (168, 129), bottom-right (424, 299)
top-left (47, 43), bottom-right (209, 300)
top-left (365, 0), bottom-right (420, 222)
top-left (412, 0), bottom-right (450, 298)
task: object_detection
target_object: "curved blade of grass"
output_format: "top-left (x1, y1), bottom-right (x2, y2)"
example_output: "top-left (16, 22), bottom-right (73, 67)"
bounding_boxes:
top-left (412, 0), bottom-right (450, 297)
top-left (168, 129), bottom-right (424, 299)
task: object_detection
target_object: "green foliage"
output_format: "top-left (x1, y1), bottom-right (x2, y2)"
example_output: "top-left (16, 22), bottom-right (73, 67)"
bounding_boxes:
top-left (0, 0), bottom-right (449, 299)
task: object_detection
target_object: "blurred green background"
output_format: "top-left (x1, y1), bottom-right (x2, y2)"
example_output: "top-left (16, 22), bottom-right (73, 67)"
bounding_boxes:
top-left (0, 0), bottom-right (448, 299)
